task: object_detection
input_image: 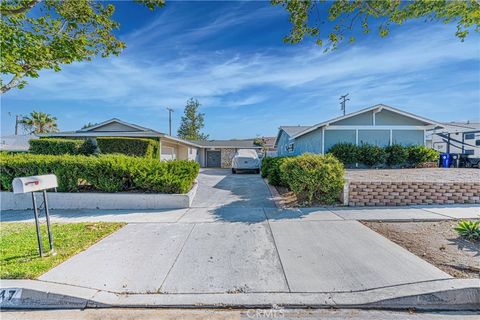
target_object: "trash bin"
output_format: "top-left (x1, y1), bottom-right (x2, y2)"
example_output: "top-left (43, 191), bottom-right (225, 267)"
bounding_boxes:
top-left (440, 153), bottom-right (451, 168)
top-left (450, 153), bottom-right (460, 168)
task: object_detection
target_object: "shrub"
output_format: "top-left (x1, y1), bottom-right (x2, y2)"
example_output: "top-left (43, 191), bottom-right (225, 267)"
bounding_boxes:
top-left (327, 143), bottom-right (359, 165)
top-left (385, 144), bottom-right (408, 166)
top-left (260, 156), bottom-right (274, 178)
top-left (29, 138), bottom-right (94, 155)
top-left (280, 153), bottom-right (344, 205)
top-left (263, 157), bottom-right (289, 187)
top-left (357, 143), bottom-right (386, 167)
top-left (455, 220), bottom-right (480, 240)
top-left (0, 153), bottom-right (199, 194)
top-left (407, 145), bottom-right (440, 166)
top-left (96, 137), bottom-right (159, 158)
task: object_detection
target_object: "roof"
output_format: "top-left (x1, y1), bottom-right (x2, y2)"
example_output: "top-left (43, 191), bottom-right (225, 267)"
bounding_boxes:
top-left (78, 118), bottom-right (154, 133)
top-left (190, 139), bottom-right (263, 149)
top-left (291, 104), bottom-right (441, 139)
top-left (279, 126), bottom-right (311, 137)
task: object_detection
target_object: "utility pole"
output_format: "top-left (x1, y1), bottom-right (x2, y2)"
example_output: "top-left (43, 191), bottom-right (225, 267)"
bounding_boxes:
top-left (166, 107), bottom-right (174, 136)
top-left (340, 93), bottom-right (350, 116)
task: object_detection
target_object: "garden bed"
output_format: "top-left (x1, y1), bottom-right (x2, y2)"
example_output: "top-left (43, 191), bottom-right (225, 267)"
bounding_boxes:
top-left (363, 220), bottom-right (480, 278)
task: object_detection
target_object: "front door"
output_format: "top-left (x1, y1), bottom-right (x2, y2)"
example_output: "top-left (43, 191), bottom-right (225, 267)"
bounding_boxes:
top-left (206, 150), bottom-right (221, 167)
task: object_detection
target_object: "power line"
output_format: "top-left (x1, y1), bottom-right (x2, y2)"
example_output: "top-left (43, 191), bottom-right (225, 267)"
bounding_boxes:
top-left (340, 93), bottom-right (350, 116)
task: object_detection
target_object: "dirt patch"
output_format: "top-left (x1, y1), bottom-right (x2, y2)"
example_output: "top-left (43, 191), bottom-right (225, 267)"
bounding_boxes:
top-left (346, 168), bottom-right (480, 183)
top-left (363, 220), bottom-right (479, 278)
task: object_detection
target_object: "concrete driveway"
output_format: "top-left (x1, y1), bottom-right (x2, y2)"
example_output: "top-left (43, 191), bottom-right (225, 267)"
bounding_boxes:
top-left (38, 169), bottom-right (455, 296)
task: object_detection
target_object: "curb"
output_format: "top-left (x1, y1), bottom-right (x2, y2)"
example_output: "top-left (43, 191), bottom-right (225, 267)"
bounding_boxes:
top-left (2, 279), bottom-right (478, 311)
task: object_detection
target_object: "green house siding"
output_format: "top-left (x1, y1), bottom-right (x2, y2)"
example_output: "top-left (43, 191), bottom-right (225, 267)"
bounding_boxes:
top-left (392, 130), bottom-right (424, 145)
top-left (332, 111), bottom-right (373, 125)
top-left (324, 129), bottom-right (356, 152)
top-left (358, 130), bottom-right (390, 146)
top-left (294, 129), bottom-right (323, 155)
top-left (375, 109), bottom-right (426, 126)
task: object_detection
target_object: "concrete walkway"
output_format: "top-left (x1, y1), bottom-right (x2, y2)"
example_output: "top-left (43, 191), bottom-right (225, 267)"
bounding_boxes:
top-left (2, 169), bottom-right (479, 306)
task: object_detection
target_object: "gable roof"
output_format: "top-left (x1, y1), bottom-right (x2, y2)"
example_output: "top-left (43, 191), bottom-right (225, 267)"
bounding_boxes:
top-left (291, 104), bottom-right (441, 139)
top-left (273, 126), bottom-right (310, 147)
top-left (78, 118), bottom-right (154, 133)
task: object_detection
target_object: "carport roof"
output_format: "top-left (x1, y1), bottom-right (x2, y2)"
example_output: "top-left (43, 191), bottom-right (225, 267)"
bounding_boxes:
top-left (191, 140), bottom-right (263, 149)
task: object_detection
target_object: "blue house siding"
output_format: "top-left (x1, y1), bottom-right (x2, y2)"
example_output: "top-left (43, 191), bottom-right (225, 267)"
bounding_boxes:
top-left (358, 129), bottom-right (390, 146)
top-left (276, 130), bottom-right (291, 156)
top-left (324, 129), bottom-right (356, 152)
top-left (392, 130), bottom-right (424, 145)
top-left (293, 129), bottom-right (323, 155)
top-left (375, 109), bottom-right (426, 126)
top-left (332, 111), bottom-right (373, 126)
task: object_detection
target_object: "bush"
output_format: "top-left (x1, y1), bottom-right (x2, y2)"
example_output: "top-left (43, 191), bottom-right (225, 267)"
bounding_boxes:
top-left (0, 153), bottom-right (199, 194)
top-left (327, 143), bottom-right (359, 165)
top-left (406, 145), bottom-right (439, 166)
top-left (280, 153), bottom-right (344, 205)
top-left (455, 220), bottom-right (480, 240)
top-left (357, 143), bottom-right (386, 167)
top-left (385, 144), bottom-right (408, 166)
top-left (29, 138), bottom-right (95, 155)
top-left (96, 137), bottom-right (159, 158)
top-left (261, 157), bottom-right (289, 187)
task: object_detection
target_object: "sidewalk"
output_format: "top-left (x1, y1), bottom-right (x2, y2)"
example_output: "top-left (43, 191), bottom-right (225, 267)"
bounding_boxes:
top-left (1, 205), bottom-right (478, 223)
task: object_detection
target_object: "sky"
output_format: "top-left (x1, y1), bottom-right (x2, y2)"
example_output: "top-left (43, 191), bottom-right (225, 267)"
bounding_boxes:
top-left (1, 0), bottom-right (479, 139)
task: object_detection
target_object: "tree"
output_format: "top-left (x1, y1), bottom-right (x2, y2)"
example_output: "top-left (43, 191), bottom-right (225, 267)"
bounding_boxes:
top-left (21, 111), bottom-right (59, 134)
top-left (82, 122), bottom-right (98, 129)
top-left (0, 0), bottom-right (164, 94)
top-left (271, 0), bottom-right (480, 51)
top-left (177, 98), bottom-right (209, 141)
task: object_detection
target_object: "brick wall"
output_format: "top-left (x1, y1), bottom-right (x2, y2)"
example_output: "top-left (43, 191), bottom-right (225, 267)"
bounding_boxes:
top-left (347, 181), bottom-right (480, 206)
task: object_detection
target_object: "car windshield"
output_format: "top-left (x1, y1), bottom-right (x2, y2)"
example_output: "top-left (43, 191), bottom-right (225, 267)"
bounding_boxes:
top-left (235, 149), bottom-right (258, 158)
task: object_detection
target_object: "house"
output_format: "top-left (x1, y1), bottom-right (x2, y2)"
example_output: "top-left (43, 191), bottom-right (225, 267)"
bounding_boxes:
top-left (0, 134), bottom-right (38, 151)
top-left (275, 104), bottom-right (441, 156)
top-left (41, 118), bottom-right (261, 168)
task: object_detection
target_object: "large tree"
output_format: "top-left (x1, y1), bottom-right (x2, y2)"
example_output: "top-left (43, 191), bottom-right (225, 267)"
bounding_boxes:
top-left (21, 111), bottom-right (59, 134)
top-left (177, 98), bottom-right (209, 141)
top-left (272, 0), bottom-right (480, 51)
top-left (0, 0), bottom-right (164, 94)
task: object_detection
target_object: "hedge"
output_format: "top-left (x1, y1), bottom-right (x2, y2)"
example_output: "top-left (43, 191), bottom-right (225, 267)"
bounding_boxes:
top-left (0, 153), bottom-right (199, 194)
top-left (261, 156), bottom-right (289, 187)
top-left (96, 137), bottom-right (159, 158)
top-left (328, 143), bottom-right (439, 167)
top-left (280, 153), bottom-right (344, 205)
top-left (29, 138), bottom-right (95, 155)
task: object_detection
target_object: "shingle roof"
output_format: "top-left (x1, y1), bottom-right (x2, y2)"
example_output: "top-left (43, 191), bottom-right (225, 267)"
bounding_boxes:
top-left (279, 126), bottom-right (311, 137)
top-left (190, 140), bottom-right (262, 148)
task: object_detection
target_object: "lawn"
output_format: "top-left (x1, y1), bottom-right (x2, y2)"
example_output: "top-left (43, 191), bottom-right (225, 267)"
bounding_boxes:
top-left (0, 222), bottom-right (124, 279)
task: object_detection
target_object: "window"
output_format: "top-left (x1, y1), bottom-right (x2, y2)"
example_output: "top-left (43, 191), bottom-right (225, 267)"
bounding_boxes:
top-left (465, 133), bottom-right (475, 140)
top-left (287, 143), bottom-right (294, 152)
top-left (189, 148), bottom-right (193, 155)
top-left (464, 149), bottom-right (475, 155)
top-left (476, 140), bottom-right (480, 146)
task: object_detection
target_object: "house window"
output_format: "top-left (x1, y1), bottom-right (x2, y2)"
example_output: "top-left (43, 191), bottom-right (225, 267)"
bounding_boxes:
top-left (476, 140), bottom-right (480, 146)
top-left (287, 143), bottom-right (294, 152)
top-left (189, 148), bottom-right (193, 155)
top-left (465, 133), bottom-right (475, 140)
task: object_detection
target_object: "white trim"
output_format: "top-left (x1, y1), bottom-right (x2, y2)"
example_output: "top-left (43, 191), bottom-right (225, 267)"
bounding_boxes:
top-left (290, 104), bottom-right (442, 139)
top-left (321, 127), bottom-right (325, 154)
top-left (424, 130), bottom-right (427, 146)
top-left (389, 129), bottom-right (393, 146)
top-left (355, 129), bottom-right (359, 146)
top-left (325, 125), bottom-right (427, 130)
top-left (39, 132), bottom-right (164, 138)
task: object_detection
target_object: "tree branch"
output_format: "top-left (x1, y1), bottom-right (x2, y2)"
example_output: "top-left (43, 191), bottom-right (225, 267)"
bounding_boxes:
top-left (0, 74), bottom-right (23, 94)
top-left (0, 0), bottom-right (40, 15)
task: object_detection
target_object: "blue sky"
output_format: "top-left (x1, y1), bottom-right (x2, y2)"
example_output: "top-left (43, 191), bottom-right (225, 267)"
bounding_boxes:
top-left (1, 1), bottom-right (479, 138)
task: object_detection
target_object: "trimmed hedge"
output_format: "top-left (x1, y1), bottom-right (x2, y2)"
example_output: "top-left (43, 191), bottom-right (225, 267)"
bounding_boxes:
top-left (29, 138), bottom-right (95, 155)
top-left (0, 153), bottom-right (199, 194)
top-left (261, 156), bottom-right (289, 187)
top-left (280, 153), bottom-right (344, 205)
top-left (96, 137), bottom-right (159, 158)
top-left (328, 143), bottom-right (439, 168)
top-left (327, 143), bottom-right (358, 165)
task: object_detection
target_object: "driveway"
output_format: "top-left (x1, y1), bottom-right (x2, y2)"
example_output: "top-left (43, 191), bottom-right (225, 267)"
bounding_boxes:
top-left (191, 168), bottom-right (275, 208)
top-left (38, 169), bottom-right (454, 295)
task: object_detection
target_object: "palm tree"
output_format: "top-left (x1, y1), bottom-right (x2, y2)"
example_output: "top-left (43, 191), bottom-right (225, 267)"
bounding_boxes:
top-left (21, 111), bottom-right (59, 134)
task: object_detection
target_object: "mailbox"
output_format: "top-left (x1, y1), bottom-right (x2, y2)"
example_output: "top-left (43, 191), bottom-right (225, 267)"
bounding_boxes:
top-left (12, 174), bottom-right (57, 257)
top-left (13, 174), bottom-right (58, 194)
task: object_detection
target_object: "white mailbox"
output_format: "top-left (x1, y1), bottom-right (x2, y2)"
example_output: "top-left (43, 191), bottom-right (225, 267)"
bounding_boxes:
top-left (12, 174), bottom-right (58, 194)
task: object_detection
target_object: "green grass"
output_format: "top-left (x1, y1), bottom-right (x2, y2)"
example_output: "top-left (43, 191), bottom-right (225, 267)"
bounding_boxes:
top-left (0, 222), bottom-right (124, 279)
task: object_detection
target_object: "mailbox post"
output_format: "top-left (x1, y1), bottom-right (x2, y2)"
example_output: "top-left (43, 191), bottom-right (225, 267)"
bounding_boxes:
top-left (12, 174), bottom-right (58, 257)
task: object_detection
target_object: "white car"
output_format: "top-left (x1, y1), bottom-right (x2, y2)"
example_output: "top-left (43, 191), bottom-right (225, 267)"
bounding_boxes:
top-left (231, 149), bottom-right (260, 174)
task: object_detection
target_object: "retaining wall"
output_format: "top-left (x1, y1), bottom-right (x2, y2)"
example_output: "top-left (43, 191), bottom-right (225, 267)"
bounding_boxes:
top-left (346, 181), bottom-right (480, 206)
